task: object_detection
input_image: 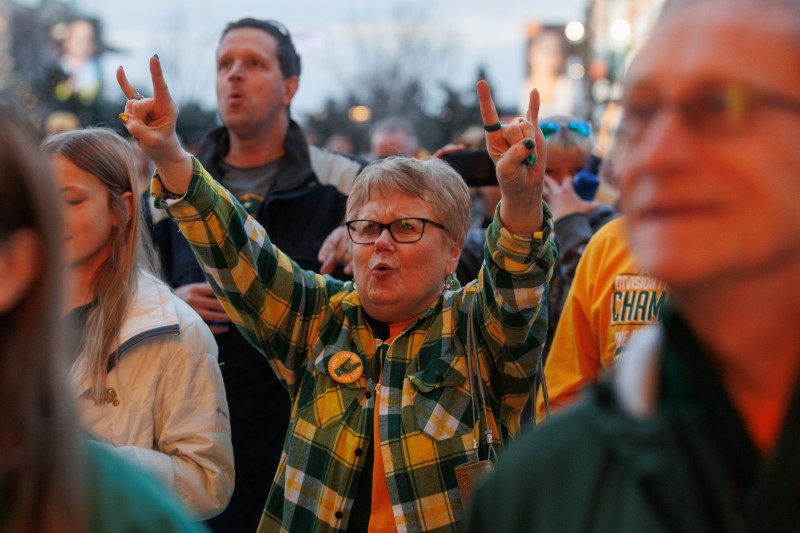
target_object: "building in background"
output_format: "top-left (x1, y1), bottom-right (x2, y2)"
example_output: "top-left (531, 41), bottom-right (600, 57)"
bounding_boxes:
top-left (585, 0), bottom-right (666, 108)
top-left (580, 0), bottom-right (666, 187)
top-left (52, 18), bottom-right (102, 106)
top-left (514, 1), bottom-right (667, 200)
top-left (520, 22), bottom-right (587, 119)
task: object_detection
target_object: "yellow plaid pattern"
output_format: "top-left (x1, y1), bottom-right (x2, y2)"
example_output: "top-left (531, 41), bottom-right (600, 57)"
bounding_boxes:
top-left (155, 158), bottom-right (555, 532)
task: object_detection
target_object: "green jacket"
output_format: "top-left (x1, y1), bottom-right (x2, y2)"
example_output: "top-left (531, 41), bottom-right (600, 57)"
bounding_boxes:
top-left (0, 440), bottom-right (205, 532)
top-left (86, 441), bottom-right (208, 532)
top-left (467, 310), bottom-right (800, 533)
top-left (155, 158), bottom-right (556, 532)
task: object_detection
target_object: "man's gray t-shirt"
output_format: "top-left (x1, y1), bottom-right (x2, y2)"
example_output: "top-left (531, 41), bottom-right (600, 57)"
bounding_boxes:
top-left (218, 160), bottom-right (279, 215)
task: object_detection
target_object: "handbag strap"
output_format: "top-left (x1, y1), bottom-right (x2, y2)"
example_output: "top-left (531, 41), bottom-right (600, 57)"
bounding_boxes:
top-left (531, 355), bottom-right (551, 425)
top-left (463, 291), bottom-right (497, 463)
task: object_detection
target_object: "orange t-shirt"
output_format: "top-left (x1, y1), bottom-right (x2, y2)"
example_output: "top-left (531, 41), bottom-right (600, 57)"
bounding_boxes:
top-left (367, 319), bottom-right (413, 532)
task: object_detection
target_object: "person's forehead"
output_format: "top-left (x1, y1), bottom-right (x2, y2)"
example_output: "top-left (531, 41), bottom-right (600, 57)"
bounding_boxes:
top-left (51, 156), bottom-right (102, 187)
top-left (546, 149), bottom-right (587, 167)
top-left (218, 27), bottom-right (279, 57)
top-left (375, 130), bottom-right (409, 141)
top-left (626, 2), bottom-right (799, 93)
top-left (374, 130), bottom-right (413, 146)
top-left (356, 190), bottom-right (433, 218)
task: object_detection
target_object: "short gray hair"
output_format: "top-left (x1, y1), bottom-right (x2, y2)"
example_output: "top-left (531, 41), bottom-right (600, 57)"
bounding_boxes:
top-left (346, 157), bottom-right (471, 248)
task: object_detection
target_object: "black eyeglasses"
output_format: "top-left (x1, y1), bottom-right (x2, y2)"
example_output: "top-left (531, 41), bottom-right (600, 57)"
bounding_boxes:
top-left (344, 218), bottom-right (446, 244)
top-left (540, 120), bottom-right (592, 139)
top-left (622, 83), bottom-right (800, 142)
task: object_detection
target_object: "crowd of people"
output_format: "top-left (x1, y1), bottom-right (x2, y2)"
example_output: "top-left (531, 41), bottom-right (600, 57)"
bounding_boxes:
top-left (1, 0), bottom-right (799, 531)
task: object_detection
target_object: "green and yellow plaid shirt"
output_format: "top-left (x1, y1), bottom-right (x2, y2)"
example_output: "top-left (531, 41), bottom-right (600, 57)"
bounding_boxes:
top-left (155, 158), bottom-right (555, 532)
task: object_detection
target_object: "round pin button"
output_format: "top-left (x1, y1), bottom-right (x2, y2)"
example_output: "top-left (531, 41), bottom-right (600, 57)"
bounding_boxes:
top-left (327, 351), bottom-right (363, 384)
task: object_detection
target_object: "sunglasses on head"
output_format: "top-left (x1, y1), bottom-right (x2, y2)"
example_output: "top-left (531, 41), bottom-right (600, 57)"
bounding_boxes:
top-left (540, 120), bottom-right (592, 139)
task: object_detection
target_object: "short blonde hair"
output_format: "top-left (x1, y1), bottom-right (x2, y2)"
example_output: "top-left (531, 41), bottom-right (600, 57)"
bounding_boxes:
top-left (346, 157), bottom-right (471, 248)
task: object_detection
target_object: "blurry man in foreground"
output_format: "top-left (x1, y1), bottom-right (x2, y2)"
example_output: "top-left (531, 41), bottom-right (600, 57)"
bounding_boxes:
top-left (468, 0), bottom-right (800, 530)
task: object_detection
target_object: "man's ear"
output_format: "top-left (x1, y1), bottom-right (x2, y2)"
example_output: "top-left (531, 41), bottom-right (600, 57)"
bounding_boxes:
top-left (0, 229), bottom-right (41, 313)
top-left (282, 75), bottom-right (300, 106)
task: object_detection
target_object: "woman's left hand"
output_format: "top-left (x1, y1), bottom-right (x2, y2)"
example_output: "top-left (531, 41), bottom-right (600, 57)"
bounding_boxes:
top-left (477, 80), bottom-right (545, 234)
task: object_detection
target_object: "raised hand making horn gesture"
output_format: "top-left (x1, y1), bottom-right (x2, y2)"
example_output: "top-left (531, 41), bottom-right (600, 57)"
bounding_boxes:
top-left (477, 79), bottom-right (547, 235)
top-left (116, 55), bottom-right (194, 195)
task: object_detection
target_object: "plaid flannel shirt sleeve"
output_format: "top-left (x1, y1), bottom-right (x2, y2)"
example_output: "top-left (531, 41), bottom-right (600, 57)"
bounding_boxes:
top-left (152, 157), bottom-right (340, 393)
top-left (473, 201), bottom-right (556, 436)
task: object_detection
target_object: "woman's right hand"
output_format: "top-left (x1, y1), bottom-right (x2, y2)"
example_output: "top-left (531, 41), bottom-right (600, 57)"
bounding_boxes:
top-left (543, 175), bottom-right (598, 221)
top-left (317, 226), bottom-right (353, 275)
top-left (174, 282), bottom-right (232, 335)
top-left (117, 55), bottom-right (193, 195)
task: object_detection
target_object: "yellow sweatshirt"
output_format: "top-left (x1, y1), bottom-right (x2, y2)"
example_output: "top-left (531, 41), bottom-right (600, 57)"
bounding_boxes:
top-left (536, 217), bottom-right (668, 419)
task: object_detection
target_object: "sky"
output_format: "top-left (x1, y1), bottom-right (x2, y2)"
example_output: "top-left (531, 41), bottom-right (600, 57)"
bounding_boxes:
top-left (70, 0), bottom-right (589, 117)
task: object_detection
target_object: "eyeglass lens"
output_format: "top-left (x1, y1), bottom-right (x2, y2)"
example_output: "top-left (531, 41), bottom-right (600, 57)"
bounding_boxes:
top-left (622, 85), bottom-right (759, 141)
top-left (347, 218), bottom-right (427, 243)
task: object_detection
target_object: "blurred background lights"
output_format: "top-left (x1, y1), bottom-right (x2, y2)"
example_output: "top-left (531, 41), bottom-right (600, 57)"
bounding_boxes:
top-left (564, 20), bottom-right (585, 42)
top-left (610, 19), bottom-right (631, 41)
top-left (568, 62), bottom-right (585, 80)
top-left (348, 105), bottom-right (372, 122)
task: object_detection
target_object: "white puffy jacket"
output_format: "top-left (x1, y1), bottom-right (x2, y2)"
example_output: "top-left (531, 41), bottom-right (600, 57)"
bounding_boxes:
top-left (70, 270), bottom-right (234, 520)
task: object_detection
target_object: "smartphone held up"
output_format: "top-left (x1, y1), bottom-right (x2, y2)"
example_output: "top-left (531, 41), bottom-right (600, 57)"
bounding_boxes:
top-left (442, 149), bottom-right (600, 201)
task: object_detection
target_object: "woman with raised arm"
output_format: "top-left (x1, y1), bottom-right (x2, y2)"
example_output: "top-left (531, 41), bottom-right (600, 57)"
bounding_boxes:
top-left (42, 127), bottom-right (234, 521)
top-left (117, 55), bottom-right (554, 532)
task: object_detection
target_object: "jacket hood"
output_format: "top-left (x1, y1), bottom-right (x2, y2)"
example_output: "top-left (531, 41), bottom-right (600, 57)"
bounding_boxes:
top-left (117, 270), bottom-right (181, 356)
